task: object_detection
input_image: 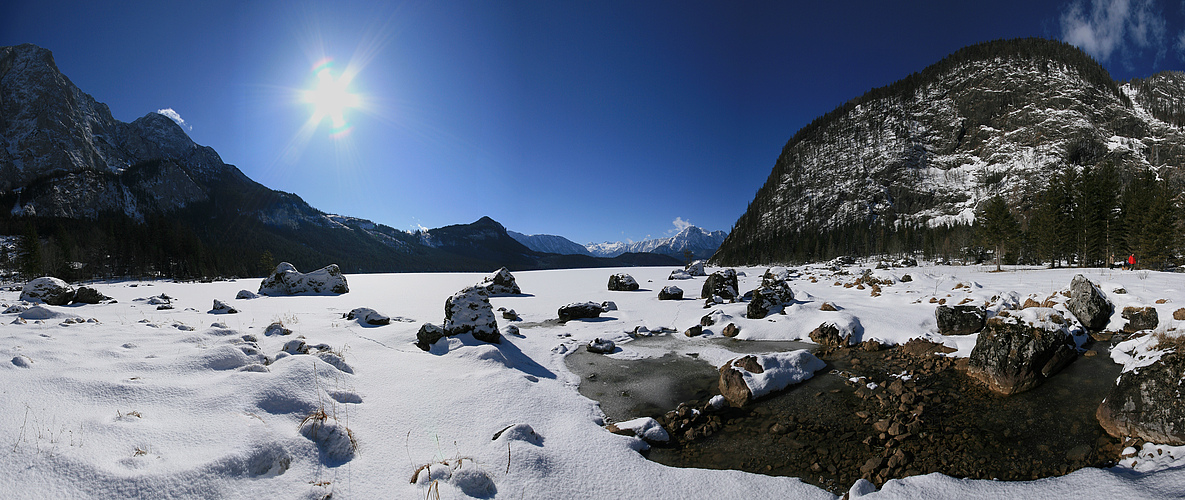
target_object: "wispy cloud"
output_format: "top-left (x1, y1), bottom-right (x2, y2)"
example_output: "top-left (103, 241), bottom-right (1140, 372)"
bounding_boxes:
top-left (156, 108), bottom-right (192, 130)
top-left (1060, 0), bottom-right (1166, 67)
top-left (670, 217), bottom-right (693, 235)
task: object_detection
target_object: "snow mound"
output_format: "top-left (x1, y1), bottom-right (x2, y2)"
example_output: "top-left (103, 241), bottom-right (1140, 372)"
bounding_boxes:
top-left (18, 305), bottom-right (61, 320)
top-left (299, 410), bottom-right (357, 464)
top-left (412, 458), bottom-right (496, 498)
top-left (613, 417), bottom-right (669, 442)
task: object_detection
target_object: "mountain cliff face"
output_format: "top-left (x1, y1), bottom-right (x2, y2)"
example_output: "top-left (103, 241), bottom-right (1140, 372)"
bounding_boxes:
top-left (714, 38), bottom-right (1185, 266)
top-left (507, 231), bottom-right (593, 256)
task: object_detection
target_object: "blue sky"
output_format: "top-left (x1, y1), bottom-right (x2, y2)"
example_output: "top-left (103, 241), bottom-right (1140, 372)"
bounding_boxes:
top-left (3, 1), bottom-right (1184, 244)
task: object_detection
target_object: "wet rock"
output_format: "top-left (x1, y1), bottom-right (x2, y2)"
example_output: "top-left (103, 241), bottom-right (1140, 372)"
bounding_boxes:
top-left (478, 267), bottom-right (521, 295)
top-left (20, 277), bottom-right (74, 305)
top-left (608, 273), bottom-right (640, 291)
top-left (444, 286), bottom-right (500, 343)
top-left (747, 281), bottom-right (795, 319)
top-left (966, 314), bottom-right (1077, 395)
top-left (659, 286), bottom-right (684, 300)
top-left (1066, 274), bottom-right (1112, 331)
top-left (558, 302), bottom-right (603, 322)
top-left (934, 305), bottom-right (986, 336)
top-left (722, 323), bottom-right (740, 337)
top-left (1097, 351), bottom-right (1185, 445)
top-left (1121, 306), bottom-right (1158, 333)
top-left (701, 269), bottom-right (739, 301)
top-left (809, 322), bottom-right (851, 348)
top-left (719, 355), bottom-right (763, 407)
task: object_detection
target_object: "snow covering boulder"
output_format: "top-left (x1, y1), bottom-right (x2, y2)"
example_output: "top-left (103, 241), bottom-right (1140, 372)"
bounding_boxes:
top-left (236, 289), bottom-right (259, 300)
top-left (20, 277), bottom-right (74, 305)
top-left (935, 305), bottom-right (987, 336)
top-left (209, 299), bottom-right (238, 314)
top-left (19, 305), bottom-right (61, 320)
top-left (1066, 274), bottom-right (1112, 331)
top-left (478, 267), bottom-right (521, 295)
top-left (601, 301), bottom-right (617, 311)
top-left (701, 269), bottom-right (739, 301)
top-left (443, 286), bottom-right (500, 343)
top-left (718, 350), bottom-right (826, 407)
top-left (558, 302), bottom-right (603, 322)
top-left (11, 354), bottom-right (32, 368)
top-left (346, 307), bottom-right (390, 326)
top-left (299, 410), bottom-right (356, 464)
top-left (966, 310), bottom-right (1078, 395)
top-left (1097, 350), bottom-right (1185, 445)
top-left (747, 281), bottom-right (794, 319)
top-left (607, 273), bottom-right (640, 291)
top-left (71, 286), bottom-right (111, 304)
top-left (415, 323), bottom-right (446, 351)
top-left (808, 321), bottom-right (855, 347)
top-left (258, 262), bottom-right (349, 296)
top-left (606, 417), bottom-right (669, 443)
top-left (264, 321), bottom-right (292, 336)
top-left (685, 261), bottom-right (706, 276)
top-left (658, 286), bottom-right (684, 300)
top-left (3, 304), bottom-right (28, 314)
top-left (587, 338), bottom-right (616, 354)
top-left (1121, 306), bottom-right (1159, 333)
top-left (668, 270), bottom-right (692, 280)
top-left (761, 267), bottom-right (790, 286)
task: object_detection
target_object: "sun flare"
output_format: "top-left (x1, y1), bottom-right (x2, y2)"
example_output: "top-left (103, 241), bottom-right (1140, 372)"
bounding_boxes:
top-left (302, 58), bottom-right (360, 138)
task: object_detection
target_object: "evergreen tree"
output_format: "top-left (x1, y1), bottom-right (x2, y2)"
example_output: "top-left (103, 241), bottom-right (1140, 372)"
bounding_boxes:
top-left (976, 196), bottom-right (1018, 271)
top-left (18, 223), bottom-right (42, 278)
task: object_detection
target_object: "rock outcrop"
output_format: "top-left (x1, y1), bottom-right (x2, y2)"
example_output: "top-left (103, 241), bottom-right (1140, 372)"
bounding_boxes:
top-left (259, 262), bottom-right (349, 296)
top-left (1066, 274), bottom-right (1112, 331)
top-left (966, 311), bottom-right (1077, 395)
top-left (1097, 351), bottom-right (1185, 445)
top-left (20, 277), bottom-right (74, 305)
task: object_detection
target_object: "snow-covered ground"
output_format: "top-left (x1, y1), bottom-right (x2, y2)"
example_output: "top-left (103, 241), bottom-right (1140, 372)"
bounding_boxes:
top-left (2, 264), bottom-right (1184, 499)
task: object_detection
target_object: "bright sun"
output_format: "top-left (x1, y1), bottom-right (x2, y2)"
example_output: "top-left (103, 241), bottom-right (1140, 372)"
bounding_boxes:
top-left (302, 59), bottom-right (360, 138)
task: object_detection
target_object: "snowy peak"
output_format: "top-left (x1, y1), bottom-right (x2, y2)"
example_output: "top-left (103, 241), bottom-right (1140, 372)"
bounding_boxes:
top-left (507, 231), bottom-right (592, 256)
top-left (586, 225), bottom-right (727, 259)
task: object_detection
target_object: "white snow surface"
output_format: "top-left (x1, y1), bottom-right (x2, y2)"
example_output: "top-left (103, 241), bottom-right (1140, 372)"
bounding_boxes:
top-left (1, 264), bottom-right (1184, 498)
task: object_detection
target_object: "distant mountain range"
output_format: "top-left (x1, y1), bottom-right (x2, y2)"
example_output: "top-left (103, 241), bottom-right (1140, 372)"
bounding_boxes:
top-left (0, 43), bottom-right (682, 277)
top-left (508, 225), bottom-right (727, 261)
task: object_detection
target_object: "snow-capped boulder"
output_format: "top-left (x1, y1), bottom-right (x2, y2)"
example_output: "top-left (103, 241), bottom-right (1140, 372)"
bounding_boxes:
top-left (586, 338), bottom-right (615, 354)
top-left (658, 286), bottom-right (684, 300)
top-left (478, 267), bottom-right (521, 295)
top-left (1097, 348), bottom-right (1185, 445)
top-left (20, 277), bottom-right (74, 305)
top-left (558, 302), bottom-right (603, 322)
top-left (607, 417), bottom-right (669, 443)
top-left (19, 305), bottom-right (61, 320)
top-left (935, 305), bottom-right (986, 336)
top-left (258, 262), bottom-right (349, 296)
top-left (415, 323), bottom-right (446, 351)
top-left (966, 309), bottom-right (1077, 395)
top-left (346, 307), bottom-right (390, 326)
top-left (668, 270), bottom-right (692, 280)
top-left (209, 299), bottom-right (238, 314)
top-left (761, 267), bottom-right (790, 286)
top-left (718, 350), bottom-right (826, 407)
top-left (808, 321), bottom-right (853, 347)
top-left (601, 301), bottom-right (617, 312)
top-left (1066, 274), bottom-right (1111, 331)
top-left (747, 281), bottom-right (794, 319)
top-left (1121, 306), bottom-right (1159, 333)
top-left (701, 269), bottom-right (738, 301)
top-left (722, 323), bottom-right (740, 337)
top-left (608, 273), bottom-right (640, 291)
top-left (685, 261), bottom-right (706, 276)
top-left (236, 289), bottom-right (259, 300)
top-left (443, 286), bottom-right (500, 343)
top-left (71, 286), bottom-right (111, 304)
top-left (264, 321), bottom-right (292, 336)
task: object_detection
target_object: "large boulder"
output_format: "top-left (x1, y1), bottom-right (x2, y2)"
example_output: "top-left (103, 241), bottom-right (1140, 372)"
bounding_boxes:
top-left (658, 286), bottom-right (684, 300)
top-left (1097, 351), bottom-right (1185, 445)
top-left (608, 273), bottom-right (640, 291)
top-left (760, 267), bottom-right (790, 286)
top-left (20, 277), bottom-right (75, 305)
top-left (685, 261), bottom-right (707, 277)
top-left (71, 286), bottom-right (111, 304)
top-left (1066, 274), bottom-right (1112, 331)
top-left (701, 269), bottom-right (739, 301)
top-left (808, 322), bottom-right (853, 348)
top-left (966, 310), bottom-right (1078, 395)
top-left (935, 305), bottom-right (987, 336)
top-left (718, 351), bottom-right (826, 407)
top-left (558, 302), bottom-right (603, 322)
top-left (1121, 306), bottom-right (1159, 333)
top-left (747, 281), bottom-right (794, 319)
top-left (443, 286), bottom-right (500, 343)
top-left (259, 262), bottom-right (349, 296)
top-left (479, 267), bottom-right (521, 295)
top-left (415, 323), bottom-right (446, 351)
top-left (668, 270), bottom-right (692, 280)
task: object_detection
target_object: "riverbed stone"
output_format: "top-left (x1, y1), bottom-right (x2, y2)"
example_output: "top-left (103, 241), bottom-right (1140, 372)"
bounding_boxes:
top-left (1121, 306), bottom-right (1159, 333)
top-left (719, 355), bottom-right (764, 407)
top-left (966, 314), bottom-right (1077, 395)
top-left (1097, 351), bottom-right (1185, 445)
top-left (935, 305), bottom-right (986, 335)
top-left (1066, 274), bottom-right (1112, 331)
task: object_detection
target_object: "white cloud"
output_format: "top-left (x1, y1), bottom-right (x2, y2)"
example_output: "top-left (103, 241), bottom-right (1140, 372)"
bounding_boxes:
top-left (671, 217), bottom-right (692, 234)
top-left (1060, 0), bottom-right (1166, 65)
top-left (155, 108), bottom-right (191, 130)
top-left (1177, 29), bottom-right (1185, 59)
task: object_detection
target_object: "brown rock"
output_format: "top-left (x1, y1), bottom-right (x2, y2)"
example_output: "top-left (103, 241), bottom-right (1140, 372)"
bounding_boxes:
top-left (1175, 308), bottom-right (1185, 321)
top-left (722, 323), bottom-right (740, 337)
top-left (809, 322), bottom-right (850, 348)
top-left (1022, 298), bottom-right (1042, 309)
top-left (718, 355), bottom-right (763, 407)
top-left (700, 314), bottom-right (715, 327)
top-left (820, 302), bottom-right (838, 312)
top-left (685, 325), bottom-right (703, 337)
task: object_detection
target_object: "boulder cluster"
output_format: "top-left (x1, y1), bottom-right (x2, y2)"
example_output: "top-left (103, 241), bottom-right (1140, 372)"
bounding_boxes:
top-left (20, 277), bottom-right (112, 305)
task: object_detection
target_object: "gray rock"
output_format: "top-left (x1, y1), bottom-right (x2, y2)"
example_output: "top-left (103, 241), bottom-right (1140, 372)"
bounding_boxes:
top-left (1097, 352), bottom-right (1185, 445)
top-left (668, 270), bottom-right (692, 280)
top-left (658, 286), bottom-right (684, 300)
top-left (1121, 306), bottom-right (1159, 333)
top-left (558, 302), bottom-right (603, 322)
top-left (20, 277), bottom-right (75, 305)
top-left (443, 286), bottom-right (500, 343)
top-left (235, 289), bottom-right (259, 300)
top-left (1066, 274), bottom-right (1112, 331)
top-left (71, 286), bottom-right (111, 304)
top-left (685, 261), bottom-right (707, 277)
top-left (966, 314), bottom-right (1077, 395)
top-left (415, 323), bottom-right (446, 351)
top-left (258, 262), bottom-right (349, 296)
top-left (479, 267), bottom-right (521, 295)
top-left (210, 299), bottom-right (238, 314)
top-left (747, 281), bottom-right (795, 319)
top-left (346, 307), bottom-right (390, 326)
top-left (608, 273), bottom-right (640, 291)
top-left (264, 322), bottom-right (292, 336)
top-left (935, 305), bottom-right (987, 335)
top-left (701, 269), bottom-right (739, 301)
top-left (586, 338), bottom-right (615, 354)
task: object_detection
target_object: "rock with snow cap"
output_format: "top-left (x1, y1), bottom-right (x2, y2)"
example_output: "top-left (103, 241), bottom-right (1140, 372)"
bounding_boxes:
top-left (701, 269), bottom-right (739, 301)
top-left (935, 305), bottom-right (987, 336)
top-left (559, 302), bottom-right (604, 322)
top-left (478, 267), bottom-right (521, 295)
top-left (20, 277), bottom-right (75, 305)
top-left (747, 280), bottom-right (795, 319)
top-left (608, 273), bottom-right (640, 291)
top-left (966, 310), bottom-right (1077, 395)
top-left (258, 262), bottom-right (349, 296)
top-left (658, 286), bottom-right (684, 300)
top-left (1097, 350), bottom-right (1185, 445)
top-left (71, 286), bottom-right (111, 304)
top-left (346, 307), bottom-right (390, 326)
top-left (443, 286), bottom-right (500, 343)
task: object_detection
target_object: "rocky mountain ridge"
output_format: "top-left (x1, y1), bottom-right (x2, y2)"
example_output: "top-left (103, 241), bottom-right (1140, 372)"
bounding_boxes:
top-left (585, 226), bottom-right (728, 260)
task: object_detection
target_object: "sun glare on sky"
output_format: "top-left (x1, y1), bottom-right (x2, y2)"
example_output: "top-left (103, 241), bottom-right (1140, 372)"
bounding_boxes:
top-left (302, 58), bottom-right (360, 139)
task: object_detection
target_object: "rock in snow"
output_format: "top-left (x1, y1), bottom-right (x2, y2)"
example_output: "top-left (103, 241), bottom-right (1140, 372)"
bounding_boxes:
top-left (718, 351), bottom-right (826, 407)
top-left (658, 286), bottom-right (684, 300)
top-left (608, 273), bottom-right (640, 291)
top-left (701, 269), bottom-right (739, 301)
top-left (558, 302), bottom-right (604, 322)
top-left (235, 289), bottom-right (259, 300)
top-left (346, 307), bottom-right (391, 326)
top-left (478, 267), bottom-right (521, 295)
top-left (1097, 350), bottom-right (1185, 445)
top-left (71, 286), bottom-right (111, 304)
top-left (209, 299), bottom-right (238, 314)
top-left (747, 280), bottom-right (794, 319)
top-left (586, 338), bottom-right (615, 354)
top-left (258, 262), bottom-right (349, 296)
top-left (443, 286), bottom-right (500, 343)
top-left (20, 277), bottom-right (74, 305)
top-left (934, 305), bottom-right (987, 336)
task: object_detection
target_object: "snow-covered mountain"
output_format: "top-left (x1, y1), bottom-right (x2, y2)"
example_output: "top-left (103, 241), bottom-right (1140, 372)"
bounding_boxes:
top-left (586, 226), bottom-right (728, 260)
top-left (507, 231), bottom-right (593, 256)
top-left (714, 38), bottom-right (1185, 265)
